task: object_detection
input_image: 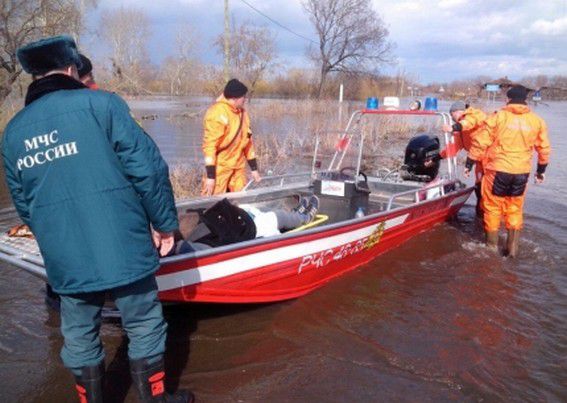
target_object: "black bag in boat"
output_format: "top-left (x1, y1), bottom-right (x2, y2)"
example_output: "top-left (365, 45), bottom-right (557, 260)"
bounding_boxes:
top-left (195, 198), bottom-right (256, 247)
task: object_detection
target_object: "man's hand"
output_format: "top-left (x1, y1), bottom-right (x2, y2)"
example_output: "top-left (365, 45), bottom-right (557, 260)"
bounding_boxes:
top-left (152, 230), bottom-right (175, 257)
top-left (204, 178), bottom-right (216, 196)
top-left (535, 172), bottom-right (545, 184)
top-left (442, 124), bottom-right (453, 133)
top-left (251, 170), bottom-right (261, 182)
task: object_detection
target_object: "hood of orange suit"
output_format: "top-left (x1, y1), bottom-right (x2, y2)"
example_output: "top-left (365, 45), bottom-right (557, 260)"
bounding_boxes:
top-left (503, 103), bottom-right (530, 114)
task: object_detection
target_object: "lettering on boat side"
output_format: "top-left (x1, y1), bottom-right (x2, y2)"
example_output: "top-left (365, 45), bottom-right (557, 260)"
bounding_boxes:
top-left (297, 221), bottom-right (386, 274)
top-left (364, 221), bottom-right (385, 249)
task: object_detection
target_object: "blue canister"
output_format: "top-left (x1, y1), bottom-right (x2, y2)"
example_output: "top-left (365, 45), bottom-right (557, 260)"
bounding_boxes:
top-left (424, 97), bottom-right (438, 111)
top-left (366, 97), bottom-right (379, 109)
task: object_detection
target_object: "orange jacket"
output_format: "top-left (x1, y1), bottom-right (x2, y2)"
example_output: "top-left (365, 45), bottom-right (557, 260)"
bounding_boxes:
top-left (441, 107), bottom-right (487, 158)
top-left (469, 104), bottom-right (550, 174)
top-left (202, 96), bottom-right (256, 170)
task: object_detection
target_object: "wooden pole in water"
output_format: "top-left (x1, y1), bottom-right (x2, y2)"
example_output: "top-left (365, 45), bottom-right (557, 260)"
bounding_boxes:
top-left (224, 0), bottom-right (230, 83)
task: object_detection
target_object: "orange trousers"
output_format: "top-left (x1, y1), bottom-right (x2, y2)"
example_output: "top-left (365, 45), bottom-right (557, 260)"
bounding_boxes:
top-left (481, 170), bottom-right (527, 232)
top-left (202, 166), bottom-right (248, 195)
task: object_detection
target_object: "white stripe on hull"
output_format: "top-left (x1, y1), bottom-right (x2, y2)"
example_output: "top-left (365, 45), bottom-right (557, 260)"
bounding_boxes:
top-left (157, 214), bottom-right (409, 291)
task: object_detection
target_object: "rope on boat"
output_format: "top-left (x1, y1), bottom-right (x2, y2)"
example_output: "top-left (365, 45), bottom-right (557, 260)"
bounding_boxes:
top-left (288, 214), bottom-right (329, 233)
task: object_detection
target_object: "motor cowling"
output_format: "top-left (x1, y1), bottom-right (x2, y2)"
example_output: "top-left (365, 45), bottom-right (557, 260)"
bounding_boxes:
top-left (402, 133), bottom-right (440, 182)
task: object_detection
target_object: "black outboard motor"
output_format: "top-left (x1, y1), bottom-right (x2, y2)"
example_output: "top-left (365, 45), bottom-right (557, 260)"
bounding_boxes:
top-left (402, 133), bottom-right (440, 182)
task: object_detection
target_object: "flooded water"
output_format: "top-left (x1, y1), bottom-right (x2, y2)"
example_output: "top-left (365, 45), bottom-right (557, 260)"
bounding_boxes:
top-left (0, 98), bottom-right (565, 402)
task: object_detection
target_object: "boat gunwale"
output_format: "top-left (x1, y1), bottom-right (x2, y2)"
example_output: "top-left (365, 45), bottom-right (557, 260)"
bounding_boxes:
top-left (160, 178), bottom-right (471, 265)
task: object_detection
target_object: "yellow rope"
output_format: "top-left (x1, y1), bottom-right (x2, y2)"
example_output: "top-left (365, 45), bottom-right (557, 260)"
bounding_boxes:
top-left (288, 214), bottom-right (329, 233)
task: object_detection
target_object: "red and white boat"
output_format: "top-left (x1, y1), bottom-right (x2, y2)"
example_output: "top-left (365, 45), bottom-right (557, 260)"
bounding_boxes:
top-left (0, 109), bottom-right (473, 304)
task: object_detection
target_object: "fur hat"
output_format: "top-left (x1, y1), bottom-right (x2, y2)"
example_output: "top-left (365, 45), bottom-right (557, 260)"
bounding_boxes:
top-left (223, 79), bottom-right (248, 99)
top-left (77, 54), bottom-right (93, 78)
top-left (449, 101), bottom-right (466, 113)
top-left (17, 35), bottom-right (82, 76)
top-left (506, 85), bottom-right (528, 102)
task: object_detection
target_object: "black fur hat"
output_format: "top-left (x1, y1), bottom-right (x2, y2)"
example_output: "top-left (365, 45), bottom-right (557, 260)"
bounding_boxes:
top-left (17, 35), bottom-right (82, 75)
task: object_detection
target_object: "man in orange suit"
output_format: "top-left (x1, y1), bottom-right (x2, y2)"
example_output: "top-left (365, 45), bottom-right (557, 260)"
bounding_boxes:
top-left (441, 101), bottom-right (487, 213)
top-left (466, 86), bottom-right (551, 257)
top-left (202, 79), bottom-right (261, 195)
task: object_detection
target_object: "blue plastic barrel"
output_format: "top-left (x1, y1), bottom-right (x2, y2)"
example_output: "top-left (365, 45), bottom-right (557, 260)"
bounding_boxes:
top-left (366, 97), bottom-right (379, 109)
top-left (424, 97), bottom-right (438, 111)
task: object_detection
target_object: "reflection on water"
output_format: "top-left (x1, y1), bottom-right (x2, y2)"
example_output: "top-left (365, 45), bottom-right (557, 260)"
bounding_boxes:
top-left (0, 99), bottom-right (565, 402)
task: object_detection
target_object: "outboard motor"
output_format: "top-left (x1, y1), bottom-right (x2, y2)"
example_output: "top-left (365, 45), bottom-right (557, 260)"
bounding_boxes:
top-left (401, 133), bottom-right (440, 182)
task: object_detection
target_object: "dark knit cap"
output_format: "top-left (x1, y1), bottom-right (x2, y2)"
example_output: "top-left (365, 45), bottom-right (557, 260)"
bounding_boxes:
top-left (77, 54), bottom-right (93, 78)
top-left (223, 79), bottom-right (248, 99)
top-left (507, 85), bottom-right (528, 102)
top-left (17, 35), bottom-right (82, 75)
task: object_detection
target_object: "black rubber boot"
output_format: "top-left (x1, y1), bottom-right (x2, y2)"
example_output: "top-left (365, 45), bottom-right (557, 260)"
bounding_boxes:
top-left (474, 182), bottom-right (483, 216)
top-left (130, 357), bottom-right (194, 403)
top-left (74, 361), bottom-right (105, 403)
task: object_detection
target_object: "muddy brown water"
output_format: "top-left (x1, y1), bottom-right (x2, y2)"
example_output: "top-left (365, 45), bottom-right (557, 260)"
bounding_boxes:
top-left (0, 99), bottom-right (565, 402)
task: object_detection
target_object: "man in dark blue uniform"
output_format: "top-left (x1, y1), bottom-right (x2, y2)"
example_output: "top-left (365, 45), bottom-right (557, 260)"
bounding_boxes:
top-left (1, 36), bottom-right (193, 403)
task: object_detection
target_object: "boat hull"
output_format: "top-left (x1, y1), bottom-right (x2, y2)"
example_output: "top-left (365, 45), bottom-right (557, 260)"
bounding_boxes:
top-left (157, 188), bottom-right (472, 303)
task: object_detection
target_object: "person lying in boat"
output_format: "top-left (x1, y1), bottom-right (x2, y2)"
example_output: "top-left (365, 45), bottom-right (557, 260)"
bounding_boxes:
top-left (172, 196), bottom-right (319, 254)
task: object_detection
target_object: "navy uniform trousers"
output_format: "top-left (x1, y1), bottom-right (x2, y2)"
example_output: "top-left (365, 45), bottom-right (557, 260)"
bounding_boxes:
top-left (59, 275), bottom-right (167, 375)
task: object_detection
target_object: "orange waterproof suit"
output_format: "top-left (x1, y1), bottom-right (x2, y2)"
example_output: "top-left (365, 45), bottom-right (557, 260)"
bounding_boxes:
top-left (202, 96), bottom-right (256, 194)
top-left (441, 107), bottom-right (487, 183)
top-left (468, 104), bottom-right (550, 232)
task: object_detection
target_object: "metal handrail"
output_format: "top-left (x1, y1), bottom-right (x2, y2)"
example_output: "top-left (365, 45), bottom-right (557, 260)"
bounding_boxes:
top-left (0, 244), bottom-right (47, 280)
top-left (385, 180), bottom-right (449, 211)
top-left (327, 109), bottom-right (458, 182)
top-left (242, 172), bottom-right (313, 191)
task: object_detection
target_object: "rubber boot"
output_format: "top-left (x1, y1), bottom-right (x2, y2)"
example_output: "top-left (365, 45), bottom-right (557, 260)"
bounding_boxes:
top-left (74, 362), bottom-right (105, 403)
top-left (474, 183), bottom-right (483, 217)
top-left (130, 358), bottom-right (194, 403)
top-left (485, 231), bottom-right (499, 251)
top-left (506, 229), bottom-right (520, 258)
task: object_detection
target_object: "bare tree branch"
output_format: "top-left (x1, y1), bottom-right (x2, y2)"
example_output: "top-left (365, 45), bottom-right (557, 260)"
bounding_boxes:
top-left (302, 0), bottom-right (393, 98)
top-left (0, 0), bottom-right (96, 106)
top-left (100, 6), bottom-right (151, 95)
top-left (215, 21), bottom-right (277, 98)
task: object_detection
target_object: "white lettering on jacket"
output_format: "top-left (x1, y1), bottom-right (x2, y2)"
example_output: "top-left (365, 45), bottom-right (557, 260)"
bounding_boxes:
top-left (17, 130), bottom-right (79, 170)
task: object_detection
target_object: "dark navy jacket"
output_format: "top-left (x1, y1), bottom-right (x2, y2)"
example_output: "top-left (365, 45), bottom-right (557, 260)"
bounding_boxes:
top-left (1, 75), bottom-right (178, 294)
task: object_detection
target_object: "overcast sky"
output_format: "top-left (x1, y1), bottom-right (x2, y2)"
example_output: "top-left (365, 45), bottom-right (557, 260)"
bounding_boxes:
top-left (85, 0), bottom-right (567, 83)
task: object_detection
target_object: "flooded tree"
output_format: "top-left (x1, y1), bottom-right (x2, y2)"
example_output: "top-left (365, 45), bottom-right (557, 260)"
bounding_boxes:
top-left (216, 22), bottom-right (277, 97)
top-left (100, 6), bottom-right (151, 94)
top-left (161, 26), bottom-right (200, 96)
top-left (0, 0), bottom-right (97, 106)
top-left (302, 0), bottom-right (393, 98)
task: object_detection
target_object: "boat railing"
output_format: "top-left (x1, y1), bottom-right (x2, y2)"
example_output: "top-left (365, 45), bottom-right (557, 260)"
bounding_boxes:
top-left (242, 172), bottom-right (314, 191)
top-left (385, 180), bottom-right (449, 211)
top-left (328, 109), bottom-right (457, 182)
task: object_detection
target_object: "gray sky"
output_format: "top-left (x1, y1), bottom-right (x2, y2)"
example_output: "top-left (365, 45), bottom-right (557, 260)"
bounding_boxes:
top-left (86, 0), bottom-right (567, 84)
